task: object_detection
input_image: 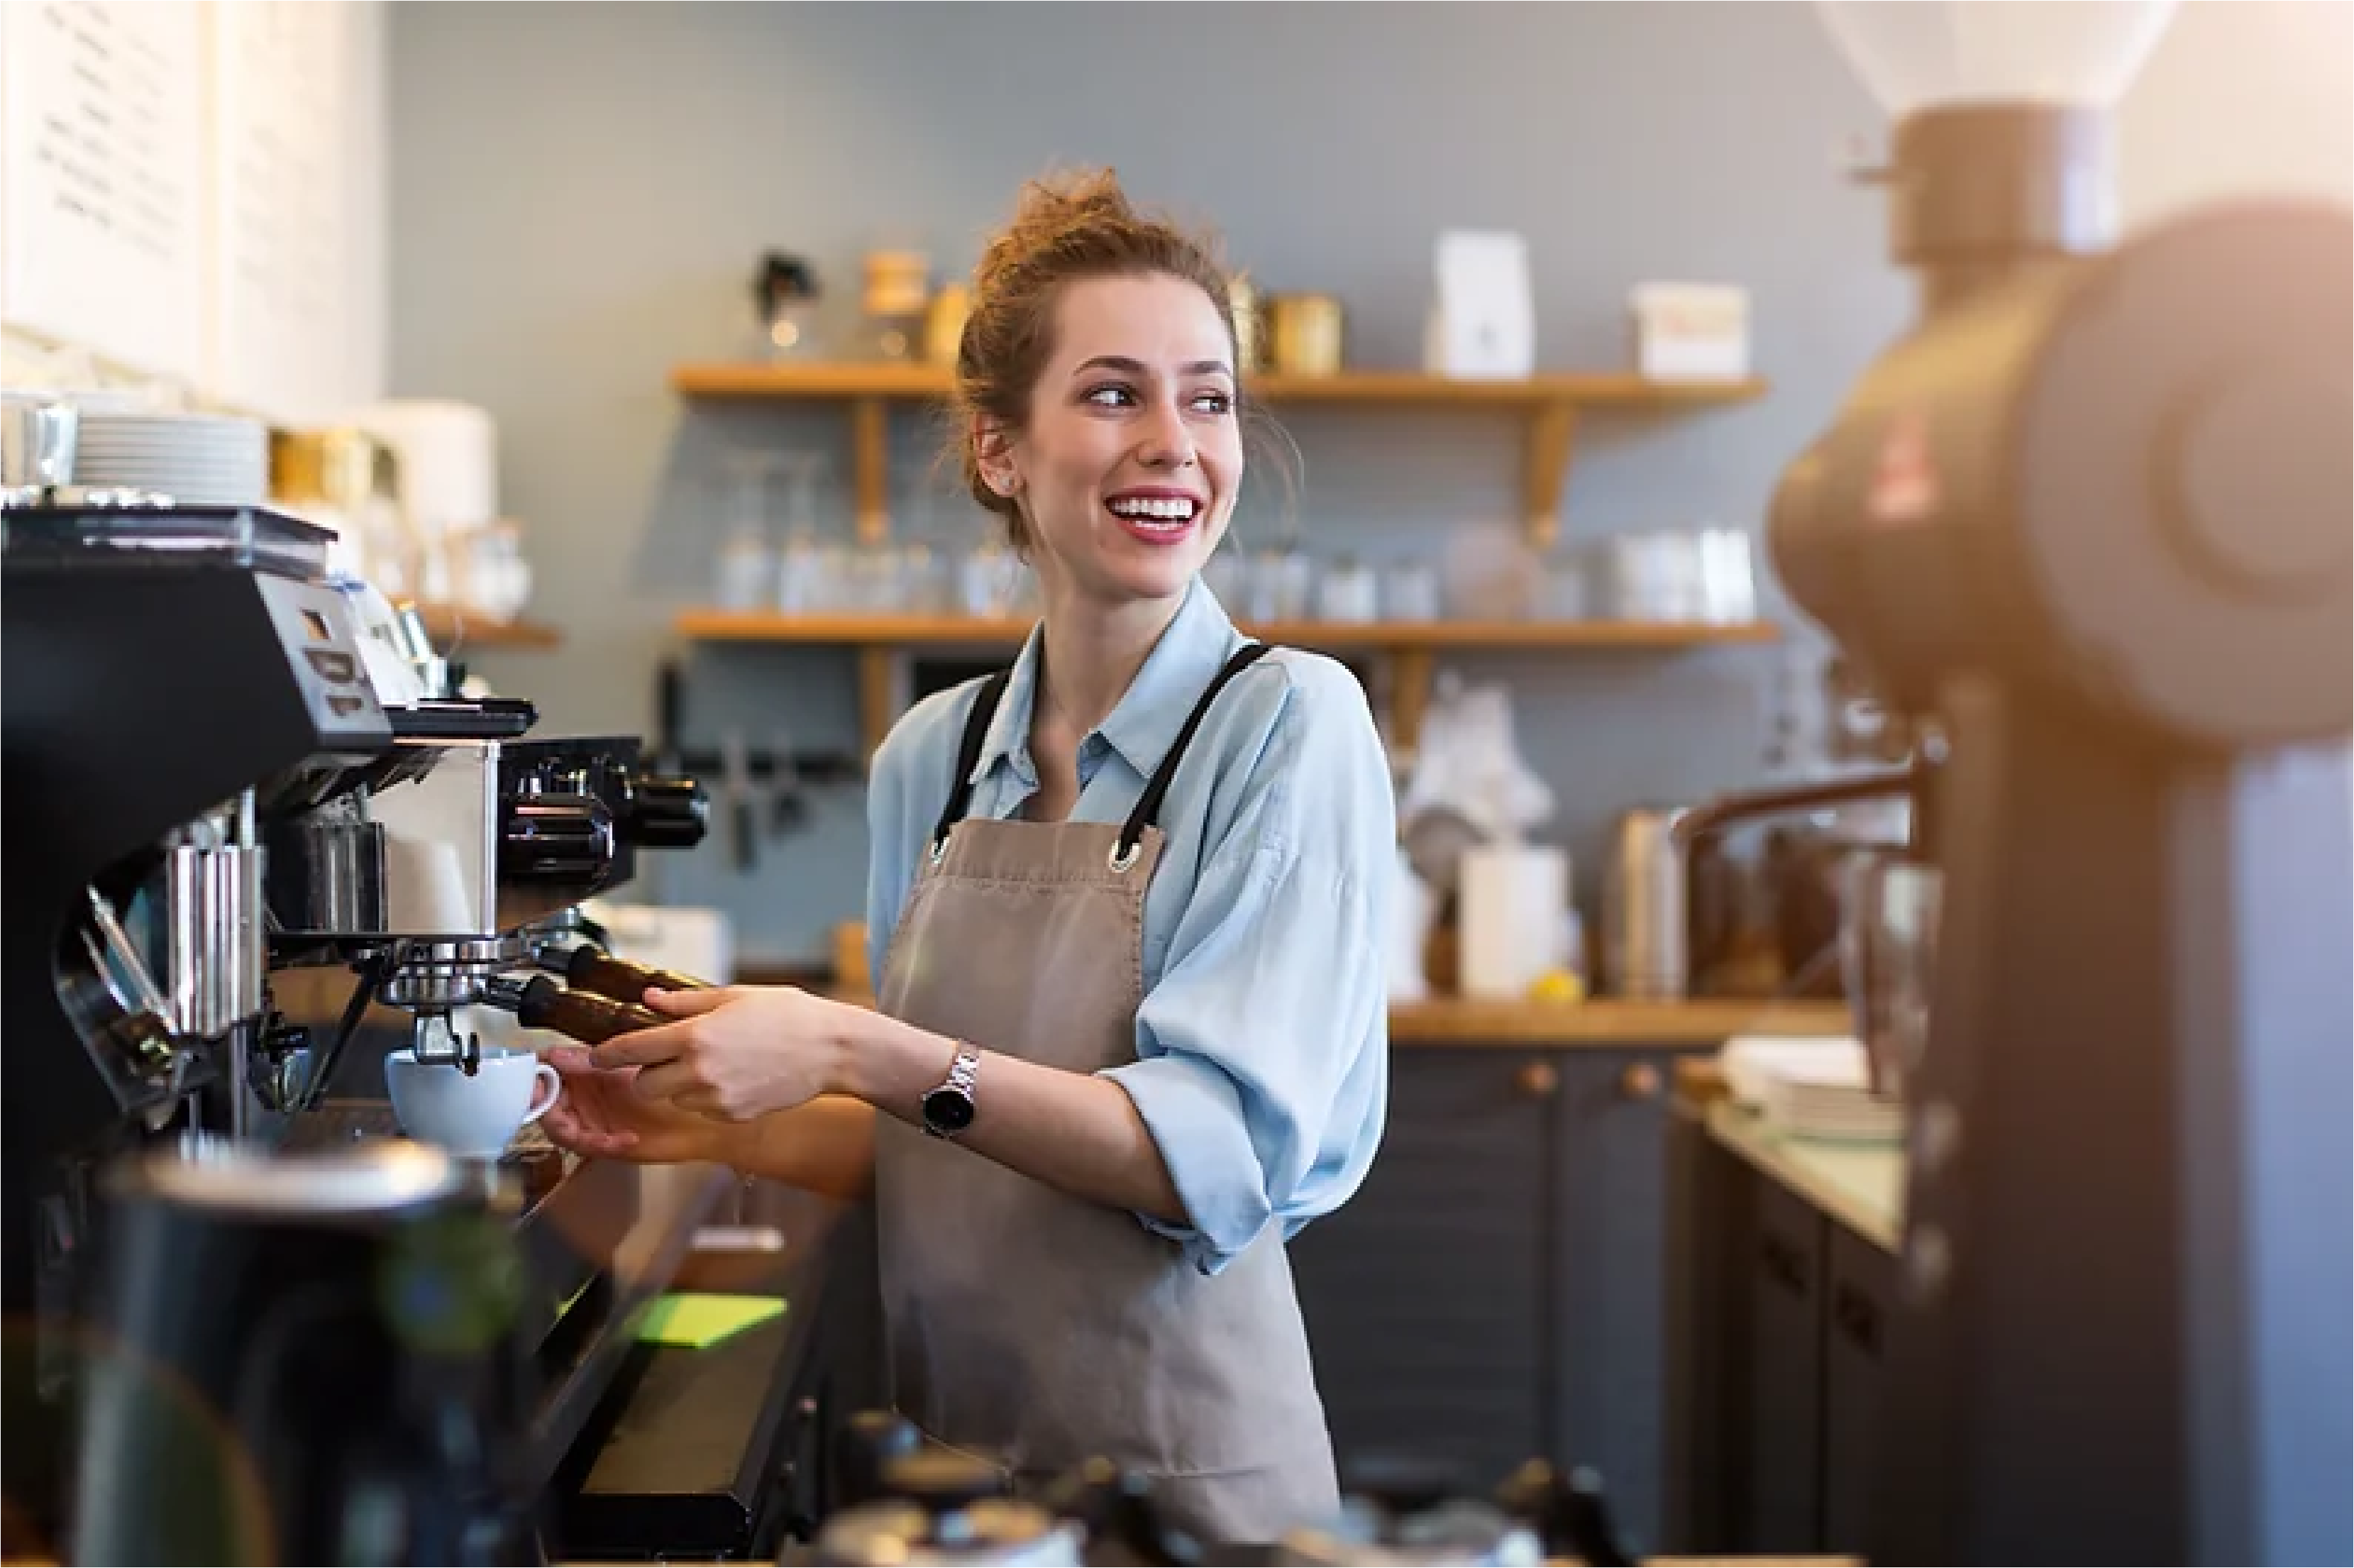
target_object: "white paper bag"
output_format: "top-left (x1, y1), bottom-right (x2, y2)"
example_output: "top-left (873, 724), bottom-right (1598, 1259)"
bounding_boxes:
top-left (1427, 231), bottom-right (1536, 380)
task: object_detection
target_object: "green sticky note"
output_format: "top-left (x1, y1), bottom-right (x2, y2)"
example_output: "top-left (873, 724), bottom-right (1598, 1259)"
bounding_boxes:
top-left (636, 1292), bottom-right (787, 1350)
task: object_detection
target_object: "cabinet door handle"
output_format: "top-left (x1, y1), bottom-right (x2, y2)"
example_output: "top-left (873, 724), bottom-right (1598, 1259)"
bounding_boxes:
top-left (1516, 1060), bottom-right (1560, 1099)
top-left (1833, 1281), bottom-right (1881, 1355)
top-left (1759, 1234), bottom-right (1810, 1297)
top-left (1618, 1061), bottom-right (1662, 1101)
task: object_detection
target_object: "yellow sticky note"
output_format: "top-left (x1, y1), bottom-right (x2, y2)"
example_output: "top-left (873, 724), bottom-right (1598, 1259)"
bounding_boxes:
top-left (635, 1292), bottom-right (787, 1350)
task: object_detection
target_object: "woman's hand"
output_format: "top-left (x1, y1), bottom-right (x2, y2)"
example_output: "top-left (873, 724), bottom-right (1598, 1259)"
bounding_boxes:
top-left (538, 1047), bottom-right (737, 1164)
top-left (583, 985), bottom-right (853, 1122)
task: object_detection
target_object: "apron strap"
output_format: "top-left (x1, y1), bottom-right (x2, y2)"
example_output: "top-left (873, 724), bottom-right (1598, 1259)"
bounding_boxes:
top-left (927, 644), bottom-right (1276, 866)
top-left (1113, 643), bottom-right (1276, 868)
top-left (931, 668), bottom-right (1015, 856)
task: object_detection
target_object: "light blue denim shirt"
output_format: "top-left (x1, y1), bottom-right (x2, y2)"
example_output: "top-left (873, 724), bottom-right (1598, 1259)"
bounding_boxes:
top-left (864, 576), bottom-right (1394, 1276)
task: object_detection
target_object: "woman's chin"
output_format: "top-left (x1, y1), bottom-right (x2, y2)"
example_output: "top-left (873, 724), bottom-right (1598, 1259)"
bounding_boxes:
top-left (1092, 550), bottom-right (1207, 607)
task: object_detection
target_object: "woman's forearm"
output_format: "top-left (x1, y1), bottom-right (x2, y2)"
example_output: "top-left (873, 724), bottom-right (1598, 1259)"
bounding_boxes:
top-left (826, 1005), bottom-right (1188, 1225)
top-left (719, 1095), bottom-right (878, 1202)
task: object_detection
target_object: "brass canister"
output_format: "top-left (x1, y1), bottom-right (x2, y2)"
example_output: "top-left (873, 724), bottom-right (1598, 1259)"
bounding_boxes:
top-left (1269, 293), bottom-right (1344, 377)
top-left (925, 284), bottom-right (971, 365)
top-left (270, 427), bottom-right (394, 511)
top-left (1227, 277), bottom-right (1267, 374)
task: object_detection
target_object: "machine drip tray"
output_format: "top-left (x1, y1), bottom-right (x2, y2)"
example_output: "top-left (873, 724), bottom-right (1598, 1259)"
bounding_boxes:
top-left (280, 1101), bottom-right (570, 1210)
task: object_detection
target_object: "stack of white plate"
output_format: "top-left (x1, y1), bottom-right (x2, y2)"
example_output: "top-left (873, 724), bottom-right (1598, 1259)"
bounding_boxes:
top-left (1756, 1058), bottom-right (1903, 1143)
top-left (1722, 1034), bottom-right (1903, 1144)
top-left (73, 411), bottom-right (271, 505)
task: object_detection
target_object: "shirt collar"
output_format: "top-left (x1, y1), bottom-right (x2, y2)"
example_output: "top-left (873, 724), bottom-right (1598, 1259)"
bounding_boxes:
top-left (970, 576), bottom-right (1246, 788)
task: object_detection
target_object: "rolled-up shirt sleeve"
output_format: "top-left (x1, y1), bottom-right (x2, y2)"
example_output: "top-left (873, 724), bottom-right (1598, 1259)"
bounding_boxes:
top-left (1103, 658), bottom-right (1394, 1276)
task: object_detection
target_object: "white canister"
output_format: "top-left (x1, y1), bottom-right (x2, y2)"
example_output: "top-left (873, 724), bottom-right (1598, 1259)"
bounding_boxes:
top-left (350, 399), bottom-right (499, 535)
top-left (1459, 844), bottom-right (1571, 1000)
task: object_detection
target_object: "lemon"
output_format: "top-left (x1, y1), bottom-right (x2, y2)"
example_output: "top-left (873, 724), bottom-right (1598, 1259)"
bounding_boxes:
top-left (1528, 969), bottom-right (1587, 1005)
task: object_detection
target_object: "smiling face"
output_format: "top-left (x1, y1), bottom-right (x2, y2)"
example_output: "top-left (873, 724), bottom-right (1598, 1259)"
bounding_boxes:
top-left (976, 272), bottom-right (1242, 612)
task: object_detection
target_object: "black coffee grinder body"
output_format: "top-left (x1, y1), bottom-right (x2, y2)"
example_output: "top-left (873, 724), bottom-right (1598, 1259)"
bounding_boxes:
top-left (72, 1143), bottom-right (538, 1565)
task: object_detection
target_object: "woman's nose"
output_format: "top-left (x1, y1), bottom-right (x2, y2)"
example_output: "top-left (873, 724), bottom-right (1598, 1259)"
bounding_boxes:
top-left (1135, 399), bottom-right (1197, 469)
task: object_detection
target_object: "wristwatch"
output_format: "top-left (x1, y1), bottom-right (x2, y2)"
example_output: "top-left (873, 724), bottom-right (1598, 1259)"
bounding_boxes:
top-left (922, 1044), bottom-right (981, 1139)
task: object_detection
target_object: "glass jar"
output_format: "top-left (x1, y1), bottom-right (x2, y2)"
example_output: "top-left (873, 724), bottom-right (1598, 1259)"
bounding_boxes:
top-left (1383, 561), bottom-right (1440, 622)
top-left (863, 250), bottom-right (931, 363)
top-left (1317, 556), bottom-right (1380, 623)
top-left (1248, 543), bottom-right (1314, 623)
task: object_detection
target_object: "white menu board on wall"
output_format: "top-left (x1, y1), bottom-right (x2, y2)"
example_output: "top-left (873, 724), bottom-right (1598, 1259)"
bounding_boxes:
top-left (0, 0), bottom-right (209, 385)
top-left (0, 0), bottom-right (386, 420)
top-left (206, 0), bottom-right (372, 421)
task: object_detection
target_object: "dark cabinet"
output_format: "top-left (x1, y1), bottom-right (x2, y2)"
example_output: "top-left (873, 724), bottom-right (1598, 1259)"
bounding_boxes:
top-left (1820, 1223), bottom-right (1894, 1550)
top-left (1289, 1049), bottom-right (1554, 1493)
top-left (1552, 1051), bottom-right (1681, 1552)
top-left (1742, 1178), bottom-right (1830, 1551)
top-left (1658, 1095), bottom-right (1900, 1560)
top-left (1289, 1045), bottom-right (1693, 1550)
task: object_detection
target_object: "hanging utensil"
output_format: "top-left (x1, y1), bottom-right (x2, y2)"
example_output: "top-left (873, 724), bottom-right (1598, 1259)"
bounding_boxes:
top-left (718, 729), bottom-right (760, 873)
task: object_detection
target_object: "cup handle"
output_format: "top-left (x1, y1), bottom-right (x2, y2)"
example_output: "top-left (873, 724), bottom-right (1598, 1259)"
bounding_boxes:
top-left (521, 1061), bottom-right (562, 1125)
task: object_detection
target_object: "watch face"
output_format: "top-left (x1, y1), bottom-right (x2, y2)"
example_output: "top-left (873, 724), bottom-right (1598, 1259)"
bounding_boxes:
top-left (923, 1087), bottom-right (976, 1135)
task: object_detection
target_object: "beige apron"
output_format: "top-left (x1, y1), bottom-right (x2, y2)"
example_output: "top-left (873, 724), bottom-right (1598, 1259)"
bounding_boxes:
top-left (871, 645), bottom-right (1342, 1546)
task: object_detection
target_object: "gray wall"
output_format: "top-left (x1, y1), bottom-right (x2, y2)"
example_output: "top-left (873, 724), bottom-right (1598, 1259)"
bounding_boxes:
top-left (387, 1), bottom-right (1910, 970)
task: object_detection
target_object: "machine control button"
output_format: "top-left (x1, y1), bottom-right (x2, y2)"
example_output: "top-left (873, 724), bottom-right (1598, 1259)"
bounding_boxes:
top-left (305, 648), bottom-right (358, 683)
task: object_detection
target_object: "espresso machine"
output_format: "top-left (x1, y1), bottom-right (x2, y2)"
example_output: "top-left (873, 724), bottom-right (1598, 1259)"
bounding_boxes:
top-left (1, 480), bottom-right (710, 1561)
top-left (1693, 3), bottom-right (2351, 1562)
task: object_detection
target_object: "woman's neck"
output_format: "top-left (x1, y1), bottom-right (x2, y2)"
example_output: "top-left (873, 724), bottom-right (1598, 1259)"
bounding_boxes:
top-left (1034, 578), bottom-right (1187, 738)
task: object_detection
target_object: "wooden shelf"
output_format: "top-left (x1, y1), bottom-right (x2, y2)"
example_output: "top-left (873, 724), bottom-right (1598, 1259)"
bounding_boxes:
top-left (668, 360), bottom-right (1765, 550)
top-left (668, 358), bottom-right (1773, 754)
top-left (413, 604), bottom-right (565, 651)
top-left (673, 609), bottom-right (1779, 651)
top-left (675, 609), bottom-right (1778, 753)
top-left (671, 360), bottom-right (1767, 409)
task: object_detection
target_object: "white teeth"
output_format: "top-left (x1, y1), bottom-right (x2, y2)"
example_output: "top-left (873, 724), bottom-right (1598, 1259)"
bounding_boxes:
top-left (1107, 496), bottom-right (1198, 524)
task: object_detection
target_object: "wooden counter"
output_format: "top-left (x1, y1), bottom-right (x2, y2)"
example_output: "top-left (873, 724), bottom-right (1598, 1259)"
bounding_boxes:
top-left (1703, 1099), bottom-right (1904, 1254)
top-left (1389, 997), bottom-right (1851, 1048)
top-left (807, 976), bottom-right (1852, 1051)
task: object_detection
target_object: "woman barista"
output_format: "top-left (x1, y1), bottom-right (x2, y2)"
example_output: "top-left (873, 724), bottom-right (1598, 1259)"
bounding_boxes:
top-left (538, 169), bottom-right (1395, 1543)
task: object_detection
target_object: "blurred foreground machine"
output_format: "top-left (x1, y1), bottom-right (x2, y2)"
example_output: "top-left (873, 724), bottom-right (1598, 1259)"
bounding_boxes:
top-left (1696, 4), bottom-right (2351, 1563)
top-left (0, 492), bottom-right (732, 1562)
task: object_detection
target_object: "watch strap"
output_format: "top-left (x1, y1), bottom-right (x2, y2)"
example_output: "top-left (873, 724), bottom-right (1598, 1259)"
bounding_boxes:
top-left (923, 1043), bottom-right (982, 1139)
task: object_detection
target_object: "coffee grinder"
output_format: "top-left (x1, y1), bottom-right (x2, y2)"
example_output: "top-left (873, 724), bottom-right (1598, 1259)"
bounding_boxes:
top-left (1769, 3), bottom-right (2350, 1562)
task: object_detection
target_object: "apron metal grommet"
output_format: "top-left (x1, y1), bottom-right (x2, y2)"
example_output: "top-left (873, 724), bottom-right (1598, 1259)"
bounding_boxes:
top-left (1108, 840), bottom-right (1140, 873)
top-left (929, 837), bottom-right (948, 868)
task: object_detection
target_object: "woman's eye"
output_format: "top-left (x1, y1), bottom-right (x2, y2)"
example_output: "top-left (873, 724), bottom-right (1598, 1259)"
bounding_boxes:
top-left (1084, 384), bottom-right (1136, 408)
top-left (1192, 391), bottom-right (1234, 415)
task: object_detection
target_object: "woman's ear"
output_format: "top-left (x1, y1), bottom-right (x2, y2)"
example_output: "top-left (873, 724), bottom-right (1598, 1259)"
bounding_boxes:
top-left (973, 417), bottom-right (1021, 497)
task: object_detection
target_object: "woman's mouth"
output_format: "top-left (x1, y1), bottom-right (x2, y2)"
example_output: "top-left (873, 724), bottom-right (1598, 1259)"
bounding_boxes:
top-left (1105, 492), bottom-right (1202, 546)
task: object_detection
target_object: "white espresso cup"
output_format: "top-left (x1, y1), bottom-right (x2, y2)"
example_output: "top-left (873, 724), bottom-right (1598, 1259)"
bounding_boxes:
top-left (385, 1046), bottom-right (560, 1161)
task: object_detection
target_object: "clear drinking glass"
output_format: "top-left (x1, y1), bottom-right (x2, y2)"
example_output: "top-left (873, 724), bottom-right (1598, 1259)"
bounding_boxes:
top-left (714, 451), bottom-right (778, 611)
